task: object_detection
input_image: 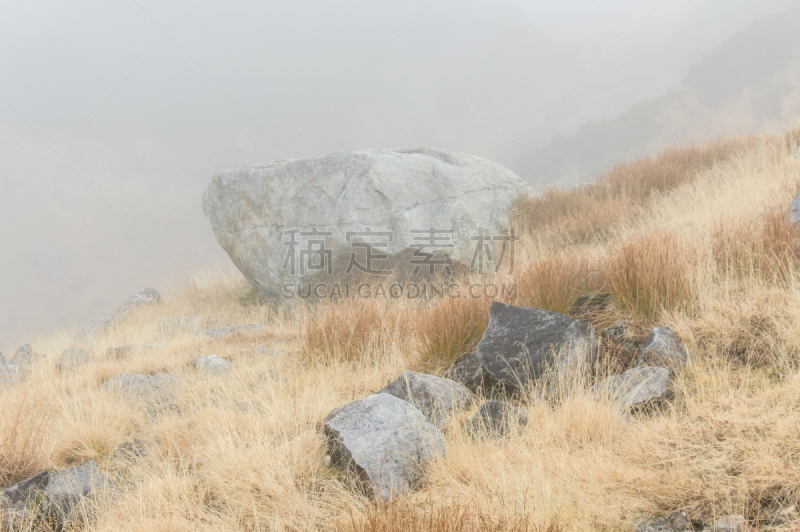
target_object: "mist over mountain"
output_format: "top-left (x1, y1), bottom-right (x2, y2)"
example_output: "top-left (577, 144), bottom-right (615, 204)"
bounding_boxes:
top-left (518, 2), bottom-right (800, 185)
top-left (0, 0), bottom-right (796, 347)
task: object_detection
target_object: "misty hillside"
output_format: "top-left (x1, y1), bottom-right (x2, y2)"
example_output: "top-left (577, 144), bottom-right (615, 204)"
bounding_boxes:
top-left (518, 4), bottom-right (800, 184)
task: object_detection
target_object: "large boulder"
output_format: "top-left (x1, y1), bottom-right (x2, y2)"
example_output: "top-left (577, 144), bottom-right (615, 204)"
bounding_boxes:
top-left (323, 393), bottom-right (446, 501)
top-left (637, 327), bottom-right (689, 372)
top-left (589, 366), bottom-right (671, 411)
top-left (378, 370), bottom-right (471, 429)
top-left (476, 302), bottom-right (598, 395)
top-left (101, 373), bottom-right (184, 413)
top-left (42, 461), bottom-right (115, 527)
top-left (202, 149), bottom-right (527, 298)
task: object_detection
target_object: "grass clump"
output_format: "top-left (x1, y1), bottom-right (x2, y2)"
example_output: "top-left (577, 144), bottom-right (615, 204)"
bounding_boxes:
top-left (417, 294), bottom-right (491, 369)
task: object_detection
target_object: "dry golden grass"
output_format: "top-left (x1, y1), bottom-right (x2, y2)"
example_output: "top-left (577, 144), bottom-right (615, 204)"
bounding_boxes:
top-left (5, 129), bottom-right (800, 530)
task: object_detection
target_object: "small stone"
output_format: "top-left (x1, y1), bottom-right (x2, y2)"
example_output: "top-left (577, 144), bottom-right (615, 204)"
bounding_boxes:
top-left (446, 350), bottom-right (483, 393)
top-left (42, 460), bottom-right (115, 527)
top-left (10, 344), bottom-right (45, 366)
top-left (195, 324), bottom-right (265, 340)
top-left (378, 370), bottom-right (471, 429)
top-left (105, 342), bottom-right (166, 360)
top-left (713, 515), bottom-right (753, 532)
top-left (101, 373), bottom-right (184, 413)
top-left (589, 366), bottom-right (671, 411)
top-left (56, 348), bottom-right (94, 372)
top-left (637, 327), bottom-right (690, 372)
top-left (193, 355), bottom-right (233, 375)
top-left (465, 400), bottom-right (528, 438)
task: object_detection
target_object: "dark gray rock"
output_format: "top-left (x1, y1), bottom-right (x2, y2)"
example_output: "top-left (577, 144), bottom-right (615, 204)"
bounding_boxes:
top-left (570, 292), bottom-right (613, 316)
top-left (465, 400), bottom-right (528, 438)
top-left (10, 344), bottom-right (44, 366)
top-left (193, 355), bottom-right (233, 375)
top-left (446, 350), bottom-right (483, 392)
top-left (378, 370), bottom-right (471, 429)
top-left (323, 393), bottom-right (445, 501)
top-left (476, 302), bottom-right (598, 395)
top-left (637, 327), bottom-right (689, 372)
top-left (600, 322), bottom-right (637, 351)
top-left (0, 470), bottom-right (49, 507)
top-left (635, 511), bottom-right (691, 532)
top-left (101, 373), bottom-right (184, 412)
top-left (790, 187), bottom-right (800, 224)
top-left (42, 460), bottom-right (115, 527)
top-left (590, 366), bottom-right (671, 411)
top-left (105, 341), bottom-right (166, 360)
top-left (196, 323), bottom-right (265, 340)
top-left (56, 348), bottom-right (94, 372)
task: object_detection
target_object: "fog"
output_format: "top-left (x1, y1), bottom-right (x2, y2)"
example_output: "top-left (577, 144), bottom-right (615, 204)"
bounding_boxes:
top-left (1, 0), bottom-right (798, 349)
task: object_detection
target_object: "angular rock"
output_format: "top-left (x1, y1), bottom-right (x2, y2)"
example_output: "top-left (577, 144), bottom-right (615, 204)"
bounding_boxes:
top-left (101, 373), bottom-right (184, 412)
top-left (570, 292), bottom-right (613, 316)
top-left (76, 288), bottom-right (161, 341)
top-left (590, 366), bottom-right (671, 411)
top-left (10, 344), bottom-right (44, 366)
top-left (465, 400), bottom-right (528, 438)
top-left (196, 324), bottom-right (265, 340)
top-left (202, 148), bottom-right (528, 298)
top-left (42, 460), bottom-right (114, 527)
top-left (323, 400), bottom-right (362, 426)
top-left (157, 316), bottom-right (223, 338)
top-left (635, 511), bottom-right (691, 532)
top-left (446, 350), bottom-right (483, 393)
top-left (105, 341), bottom-right (166, 360)
top-left (713, 515), bottom-right (753, 532)
top-left (193, 355), bottom-right (233, 375)
top-left (637, 327), bottom-right (689, 372)
top-left (323, 393), bottom-right (446, 501)
top-left (378, 370), bottom-right (471, 429)
top-left (0, 470), bottom-right (49, 507)
top-left (56, 348), bottom-right (93, 372)
top-left (476, 302), bottom-right (598, 395)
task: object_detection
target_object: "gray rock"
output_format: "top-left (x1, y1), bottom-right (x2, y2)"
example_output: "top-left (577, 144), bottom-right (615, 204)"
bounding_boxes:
top-left (193, 355), bottom-right (233, 375)
top-left (465, 400), bottom-right (528, 438)
top-left (0, 352), bottom-right (4, 365)
top-left (323, 393), bottom-right (446, 501)
top-left (10, 344), bottom-right (44, 366)
top-left (105, 341), bottom-right (166, 360)
top-left (791, 186), bottom-right (800, 224)
top-left (56, 348), bottom-right (94, 372)
top-left (637, 327), bottom-right (689, 372)
top-left (570, 292), bottom-right (613, 316)
top-left (590, 366), bottom-right (671, 411)
top-left (476, 302), bottom-right (598, 395)
top-left (446, 350), bottom-right (483, 392)
top-left (0, 365), bottom-right (22, 391)
top-left (77, 288), bottom-right (161, 341)
top-left (101, 373), bottom-right (184, 413)
top-left (713, 515), bottom-right (752, 531)
top-left (378, 370), bottom-right (471, 429)
top-left (157, 316), bottom-right (223, 338)
top-left (42, 460), bottom-right (115, 527)
top-left (635, 511), bottom-right (691, 532)
top-left (323, 400), bottom-right (362, 426)
top-left (252, 344), bottom-right (283, 357)
top-left (0, 470), bottom-right (49, 507)
top-left (202, 148), bottom-right (528, 299)
top-left (196, 324), bottom-right (265, 340)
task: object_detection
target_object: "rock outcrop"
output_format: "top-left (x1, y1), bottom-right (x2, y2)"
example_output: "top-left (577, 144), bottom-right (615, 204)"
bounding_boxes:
top-left (378, 370), bottom-right (471, 429)
top-left (323, 393), bottom-right (445, 501)
top-left (476, 302), bottom-right (598, 395)
top-left (203, 148), bottom-right (527, 298)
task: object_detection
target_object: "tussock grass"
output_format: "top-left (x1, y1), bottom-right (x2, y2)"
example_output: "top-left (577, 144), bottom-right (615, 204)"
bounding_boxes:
top-left (5, 129), bottom-right (800, 530)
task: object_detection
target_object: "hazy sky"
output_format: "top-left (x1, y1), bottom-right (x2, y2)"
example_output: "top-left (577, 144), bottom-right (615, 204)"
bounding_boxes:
top-left (0, 0), bottom-right (795, 349)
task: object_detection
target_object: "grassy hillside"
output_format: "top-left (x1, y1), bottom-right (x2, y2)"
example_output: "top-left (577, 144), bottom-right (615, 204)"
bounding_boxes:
top-left (3, 129), bottom-right (800, 531)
